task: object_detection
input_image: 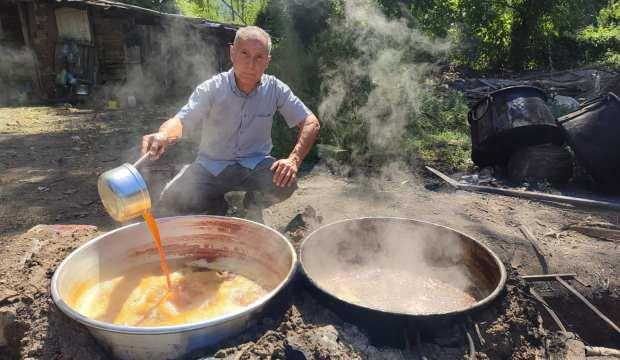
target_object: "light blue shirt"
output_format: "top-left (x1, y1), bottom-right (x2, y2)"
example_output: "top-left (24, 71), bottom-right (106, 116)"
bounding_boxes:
top-left (176, 69), bottom-right (313, 176)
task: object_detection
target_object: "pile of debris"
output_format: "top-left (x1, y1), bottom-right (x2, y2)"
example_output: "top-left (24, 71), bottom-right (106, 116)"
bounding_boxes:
top-left (460, 67), bottom-right (620, 191)
top-left (454, 68), bottom-right (619, 105)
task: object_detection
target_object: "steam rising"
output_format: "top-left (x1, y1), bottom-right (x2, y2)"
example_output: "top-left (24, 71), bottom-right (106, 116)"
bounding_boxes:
top-left (99, 20), bottom-right (220, 106)
top-left (318, 0), bottom-right (449, 151)
top-left (289, 2), bottom-right (476, 313)
top-left (303, 219), bottom-right (478, 314)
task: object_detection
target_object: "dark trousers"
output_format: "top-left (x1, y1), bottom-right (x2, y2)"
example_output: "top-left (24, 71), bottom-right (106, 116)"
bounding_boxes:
top-left (158, 157), bottom-right (296, 216)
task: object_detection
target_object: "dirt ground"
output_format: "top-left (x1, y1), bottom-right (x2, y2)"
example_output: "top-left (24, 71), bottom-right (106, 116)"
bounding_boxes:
top-left (0, 104), bottom-right (618, 359)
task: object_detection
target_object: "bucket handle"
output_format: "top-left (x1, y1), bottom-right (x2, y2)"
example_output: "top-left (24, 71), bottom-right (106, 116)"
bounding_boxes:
top-left (133, 152), bottom-right (150, 168)
top-left (469, 95), bottom-right (493, 123)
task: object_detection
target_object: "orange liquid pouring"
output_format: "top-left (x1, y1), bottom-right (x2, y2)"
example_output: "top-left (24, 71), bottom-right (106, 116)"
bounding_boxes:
top-left (142, 210), bottom-right (172, 290)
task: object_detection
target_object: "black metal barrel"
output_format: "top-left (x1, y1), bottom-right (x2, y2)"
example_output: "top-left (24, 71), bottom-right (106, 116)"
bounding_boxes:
top-left (468, 86), bottom-right (564, 166)
top-left (559, 92), bottom-right (620, 192)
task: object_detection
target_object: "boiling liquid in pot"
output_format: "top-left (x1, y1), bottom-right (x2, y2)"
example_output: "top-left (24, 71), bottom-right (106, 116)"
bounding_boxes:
top-left (68, 212), bottom-right (266, 326)
top-left (67, 262), bottom-right (267, 326)
top-left (320, 268), bottom-right (476, 314)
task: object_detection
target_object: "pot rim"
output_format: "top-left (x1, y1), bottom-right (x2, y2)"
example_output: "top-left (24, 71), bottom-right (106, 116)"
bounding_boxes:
top-left (470, 85), bottom-right (548, 114)
top-left (299, 217), bottom-right (507, 318)
top-left (51, 215), bottom-right (298, 334)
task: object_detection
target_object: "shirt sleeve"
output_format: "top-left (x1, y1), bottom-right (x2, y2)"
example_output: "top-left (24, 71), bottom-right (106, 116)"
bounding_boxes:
top-left (175, 80), bottom-right (212, 136)
top-left (275, 79), bottom-right (313, 128)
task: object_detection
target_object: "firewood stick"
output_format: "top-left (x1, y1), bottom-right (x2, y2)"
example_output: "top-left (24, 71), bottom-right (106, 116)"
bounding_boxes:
top-left (528, 288), bottom-right (568, 335)
top-left (585, 346), bottom-right (620, 357)
top-left (519, 225), bottom-right (549, 274)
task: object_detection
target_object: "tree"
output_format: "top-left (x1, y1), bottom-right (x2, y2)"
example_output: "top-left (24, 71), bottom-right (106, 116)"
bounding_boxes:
top-left (119, 0), bottom-right (179, 13)
top-left (409, 0), bottom-right (608, 70)
top-left (176, 0), bottom-right (268, 24)
top-left (577, 0), bottom-right (620, 66)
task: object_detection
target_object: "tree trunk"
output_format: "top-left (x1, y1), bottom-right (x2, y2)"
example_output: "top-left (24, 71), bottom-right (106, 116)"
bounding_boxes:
top-left (508, 0), bottom-right (553, 70)
top-left (508, 0), bottom-right (537, 70)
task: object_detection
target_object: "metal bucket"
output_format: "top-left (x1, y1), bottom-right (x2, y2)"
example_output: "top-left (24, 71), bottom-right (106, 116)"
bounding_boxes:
top-left (559, 92), bottom-right (620, 192)
top-left (468, 85), bottom-right (563, 166)
top-left (300, 217), bottom-right (506, 344)
top-left (76, 84), bottom-right (89, 96)
top-left (98, 153), bottom-right (152, 222)
top-left (51, 216), bottom-right (297, 359)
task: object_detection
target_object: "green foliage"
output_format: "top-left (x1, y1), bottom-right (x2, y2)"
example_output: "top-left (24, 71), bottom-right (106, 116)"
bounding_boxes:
top-left (258, 0), bottom-right (473, 169)
top-left (409, 0), bottom-right (611, 71)
top-left (577, 1), bottom-right (620, 67)
top-left (175, 0), bottom-right (268, 24)
top-left (257, 0), bottom-right (330, 161)
top-left (118, 0), bottom-right (179, 13)
top-left (403, 89), bottom-right (472, 171)
top-left (175, 0), bottom-right (222, 20)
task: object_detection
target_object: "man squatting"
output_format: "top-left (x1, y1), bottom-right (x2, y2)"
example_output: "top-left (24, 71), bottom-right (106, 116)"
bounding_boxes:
top-left (141, 26), bottom-right (321, 218)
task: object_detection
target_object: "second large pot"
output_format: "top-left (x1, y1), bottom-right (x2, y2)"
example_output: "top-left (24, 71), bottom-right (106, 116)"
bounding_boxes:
top-left (300, 217), bottom-right (507, 345)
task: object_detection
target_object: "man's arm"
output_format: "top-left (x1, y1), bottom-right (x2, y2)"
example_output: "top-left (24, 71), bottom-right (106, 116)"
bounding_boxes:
top-left (271, 114), bottom-right (321, 187)
top-left (141, 116), bottom-right (183, 160)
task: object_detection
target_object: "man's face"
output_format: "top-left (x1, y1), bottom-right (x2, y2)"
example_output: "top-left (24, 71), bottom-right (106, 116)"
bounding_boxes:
top-left (230, 36), bottom-right (271, 85)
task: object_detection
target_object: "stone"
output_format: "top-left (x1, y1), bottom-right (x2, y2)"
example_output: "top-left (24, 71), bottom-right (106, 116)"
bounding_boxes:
top-left (307, 325), bottom-right (340, 353)
top-left (284, 325), bottom-right (345, 359)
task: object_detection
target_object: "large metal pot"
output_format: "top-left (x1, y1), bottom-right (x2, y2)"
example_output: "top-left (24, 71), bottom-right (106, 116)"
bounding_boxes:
top-left (559, 92), bottom-right (620, 192)
top-left (300, 217), bottom-right (507, 345)
top-left (51, 216), bottom-right (297, 359)
top-left (468, 85), bottom-right (563, 166)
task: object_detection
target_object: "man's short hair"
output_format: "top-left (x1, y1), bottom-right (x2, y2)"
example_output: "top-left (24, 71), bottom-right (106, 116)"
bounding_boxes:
top-left (233, 26), bottom-right (272, 54)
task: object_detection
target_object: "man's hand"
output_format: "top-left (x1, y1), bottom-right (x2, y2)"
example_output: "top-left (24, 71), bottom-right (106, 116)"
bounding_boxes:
top-left (141, 117), bottom-right (183, 160)
top-left (271, 158), bottom-right (299, 187)
top-left (141, 132), bottom-right (168, 160)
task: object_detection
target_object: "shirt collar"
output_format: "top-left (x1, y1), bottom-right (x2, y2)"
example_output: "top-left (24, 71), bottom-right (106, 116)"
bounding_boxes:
top-left (228, 68), bottom-right (265, 98)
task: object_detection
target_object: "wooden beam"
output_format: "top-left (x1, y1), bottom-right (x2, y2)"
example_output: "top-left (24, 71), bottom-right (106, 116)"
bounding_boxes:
top-left (16, 2), bottom-right (43, 98)
top-left (585, 346), bottom-right (620, 358)
top-left (522, 273), bottom-right (577, 282)
top-left (425, 166), bottom-right (620, 212)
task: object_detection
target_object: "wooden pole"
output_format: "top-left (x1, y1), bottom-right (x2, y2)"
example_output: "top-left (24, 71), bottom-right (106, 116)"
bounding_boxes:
top-left (522, 273), bottom-right (577, 282)
top-left (529, 288), bottom-right (568, 335)
top-left (425, 166), bottom-right (620, 212)
top-left (519, 225), bottom-right (549, 274)
top-left (17, 2), bottom-right (43, 98)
